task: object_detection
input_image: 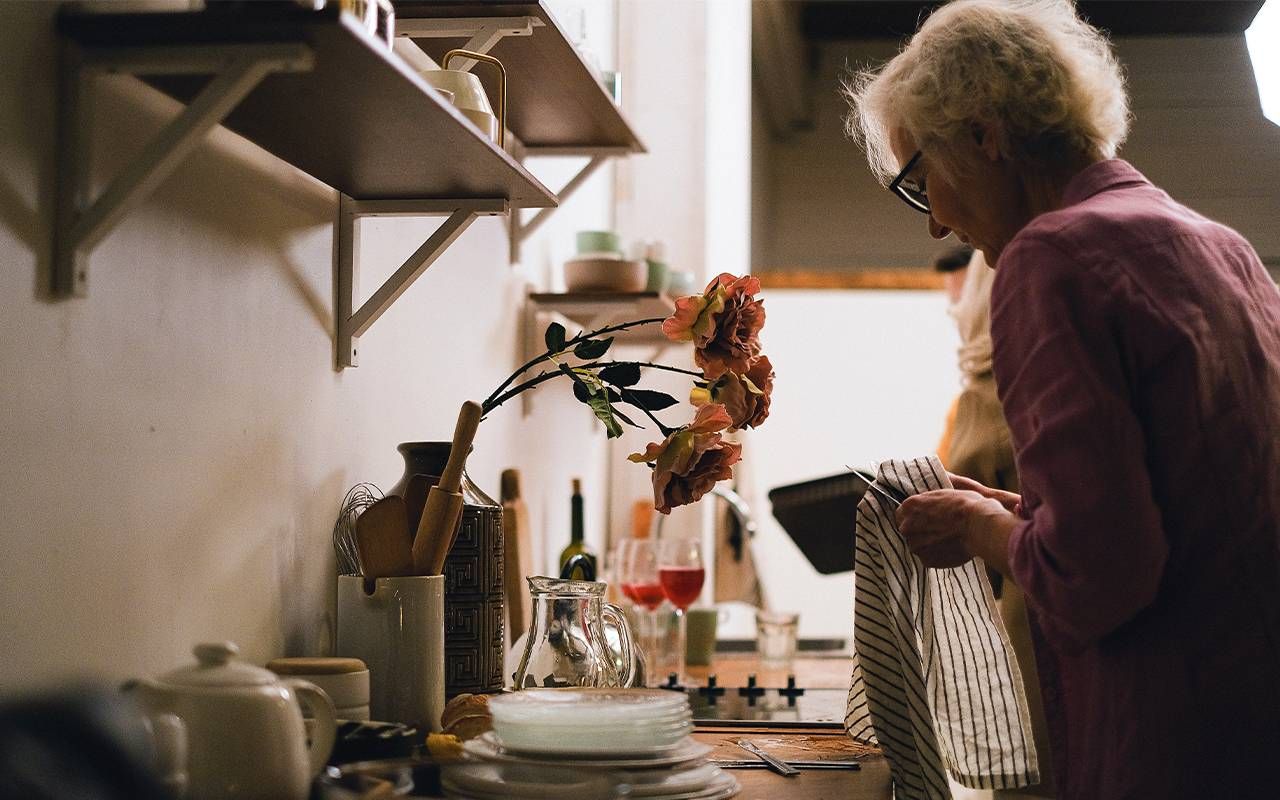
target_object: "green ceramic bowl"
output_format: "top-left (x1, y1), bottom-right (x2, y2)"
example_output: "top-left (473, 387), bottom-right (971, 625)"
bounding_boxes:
top-left (575, 230), bottom-right (622, 255)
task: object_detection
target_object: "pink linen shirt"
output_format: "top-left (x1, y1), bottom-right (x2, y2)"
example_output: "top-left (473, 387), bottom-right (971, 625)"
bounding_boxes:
top-left (990, 160), bottom-right (1280, 800)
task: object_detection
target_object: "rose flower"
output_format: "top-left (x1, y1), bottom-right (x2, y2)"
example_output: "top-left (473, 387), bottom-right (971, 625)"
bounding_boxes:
top-left (662, 273), bottom-right (765, 379)
top-left (697, 355), bottom-right (774, 431)
top-left (628, 404), bottom-right (743, 514)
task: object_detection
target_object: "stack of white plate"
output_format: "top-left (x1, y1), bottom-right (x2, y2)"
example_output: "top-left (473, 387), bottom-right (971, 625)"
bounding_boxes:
top-left (449, 689), bottom-right (739, 800)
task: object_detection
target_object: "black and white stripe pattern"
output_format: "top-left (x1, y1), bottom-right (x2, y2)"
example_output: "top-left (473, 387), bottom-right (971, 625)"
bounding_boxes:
top-left (845, 456), bottom-right (1039, 798)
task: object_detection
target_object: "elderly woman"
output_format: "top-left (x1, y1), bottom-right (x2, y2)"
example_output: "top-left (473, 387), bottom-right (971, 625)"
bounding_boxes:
top-left (846, 2), bottom-right (1280, 799)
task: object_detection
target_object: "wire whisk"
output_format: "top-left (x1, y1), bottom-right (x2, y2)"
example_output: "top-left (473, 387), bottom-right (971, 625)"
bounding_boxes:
top-left (333, 482), bottom-right (383, 576)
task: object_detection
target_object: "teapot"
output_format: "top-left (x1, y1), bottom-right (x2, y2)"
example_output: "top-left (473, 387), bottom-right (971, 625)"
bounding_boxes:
top-left (511, 556), bottom-right (639, 689)
top-left (127, 642), bottom-right (336, 800)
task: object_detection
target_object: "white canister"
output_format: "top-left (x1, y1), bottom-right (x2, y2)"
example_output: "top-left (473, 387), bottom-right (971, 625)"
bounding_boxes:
top-left (336, 575), bottom-right (445, 731)
top-left (266, 657), bottom-right (370, 720)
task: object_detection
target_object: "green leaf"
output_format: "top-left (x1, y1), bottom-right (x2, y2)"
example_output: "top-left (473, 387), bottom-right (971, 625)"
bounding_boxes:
top-left (573, 337), bottom-right (614, 360)
top-left (560, 364), bottom-right (622, 438)
top-left (586, 392), bottom-right (624, 438)
top-left (599, 362), bottom-right (642, 387)
top-left (545, 322), bottom-right (567, 352)
top-left (622, 388), bottom-right (679, 411)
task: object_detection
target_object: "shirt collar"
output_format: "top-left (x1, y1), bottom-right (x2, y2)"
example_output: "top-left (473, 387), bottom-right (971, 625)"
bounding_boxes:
top-left (1061, 158), bottom-right (1150, 206)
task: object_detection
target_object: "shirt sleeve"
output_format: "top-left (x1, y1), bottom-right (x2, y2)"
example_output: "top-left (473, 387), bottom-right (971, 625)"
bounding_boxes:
top-left (992, 234), bottom-right (1168, 652)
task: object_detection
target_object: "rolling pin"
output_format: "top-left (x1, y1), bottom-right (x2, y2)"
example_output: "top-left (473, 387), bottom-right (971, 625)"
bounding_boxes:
top-left (412, 400), bottom-right (483, 575)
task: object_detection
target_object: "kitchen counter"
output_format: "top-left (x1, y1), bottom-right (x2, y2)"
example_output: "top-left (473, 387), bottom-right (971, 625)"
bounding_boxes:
top-left (692, 725), bottom-right (890, 799)
top-left (688, 652), bottom-right (893, 799)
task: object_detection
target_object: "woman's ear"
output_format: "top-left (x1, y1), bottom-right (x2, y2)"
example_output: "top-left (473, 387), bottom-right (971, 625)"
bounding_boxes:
top-left (972, 122), bottom-right (1002, 162)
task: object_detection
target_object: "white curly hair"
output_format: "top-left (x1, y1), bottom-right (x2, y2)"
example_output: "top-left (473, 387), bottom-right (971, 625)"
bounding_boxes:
top-left (844, 0), bottom-right (1131, 185)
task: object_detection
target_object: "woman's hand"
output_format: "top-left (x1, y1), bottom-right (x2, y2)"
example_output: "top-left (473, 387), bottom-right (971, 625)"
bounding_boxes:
top-left (948, 473), bottom-right (1023, 516)
top-left (895, 489), bottom-right (1016, 571)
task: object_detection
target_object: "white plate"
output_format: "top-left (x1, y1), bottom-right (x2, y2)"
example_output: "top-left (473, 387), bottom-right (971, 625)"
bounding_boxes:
top-left (493, 724), bottom-right (694, 756)
top-left (440, 762), bottom-right (617, 800)
top-left (493, 721), bottom-right (694, 753)
top-left (489, 688), bottom-right (688, 725)
top-left (465, 732), bottom-right (714, 770)
top-left (637, 772), bottom-right (739, 800)
top-left (491, 706), bottom-right (691, 732)
top-left (615, 763), bottom-right (722, 797)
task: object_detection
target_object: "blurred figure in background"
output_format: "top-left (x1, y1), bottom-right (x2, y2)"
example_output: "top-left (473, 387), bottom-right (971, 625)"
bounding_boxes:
top-left (932, 244), bottom-right (973, 467)
top-left (937, 247), bottom-right (1056, 799)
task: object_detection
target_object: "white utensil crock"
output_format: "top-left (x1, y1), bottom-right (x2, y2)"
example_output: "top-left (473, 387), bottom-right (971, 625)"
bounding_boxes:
top-left (336, 575), bottom-right (446, 731)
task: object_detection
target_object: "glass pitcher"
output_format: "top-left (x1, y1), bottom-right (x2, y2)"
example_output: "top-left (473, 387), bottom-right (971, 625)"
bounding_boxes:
top-left (513, 576), bottom-right (637, 689)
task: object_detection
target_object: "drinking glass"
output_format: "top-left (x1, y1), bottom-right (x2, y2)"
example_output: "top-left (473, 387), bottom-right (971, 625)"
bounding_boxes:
top-left (658, 538), bottom-right (705, 684)
top-left (616, 539), bottom-right (665, 683)
top-left (755, 610), bottom-right (800, 669)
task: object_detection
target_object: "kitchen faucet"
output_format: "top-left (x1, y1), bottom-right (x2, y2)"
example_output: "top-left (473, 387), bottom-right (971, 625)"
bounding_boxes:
top-left (654, 485), bottom-right (756, 559)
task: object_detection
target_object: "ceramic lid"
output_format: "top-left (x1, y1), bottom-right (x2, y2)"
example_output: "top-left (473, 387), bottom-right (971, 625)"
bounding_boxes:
top-left (160, 642), bottom-right (278, 688)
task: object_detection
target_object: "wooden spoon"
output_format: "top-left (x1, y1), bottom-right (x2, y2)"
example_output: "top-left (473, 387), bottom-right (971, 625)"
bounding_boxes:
top-left (355, 495), bottom-right (414, 589)
top-left (412, 401), bottom-right (483, 575)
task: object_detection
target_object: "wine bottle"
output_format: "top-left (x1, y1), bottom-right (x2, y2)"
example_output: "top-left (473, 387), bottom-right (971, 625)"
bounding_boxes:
top-left (559, 478), bottom-right (598, 578)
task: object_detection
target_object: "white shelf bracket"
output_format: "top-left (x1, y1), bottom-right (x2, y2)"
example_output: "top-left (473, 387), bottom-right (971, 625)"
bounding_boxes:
top-left (52, 41), bottom-right (315, 298)
top-left (509, 146), bottom-right (634, 263)
top-left (335, 195), bottom-right (509, 369)
top-left (396, 16), bottom-right (544, 71)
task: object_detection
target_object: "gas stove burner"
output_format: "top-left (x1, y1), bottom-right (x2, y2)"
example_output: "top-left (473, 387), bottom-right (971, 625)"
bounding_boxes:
top-left (677, 675), bottom-right (847, 729)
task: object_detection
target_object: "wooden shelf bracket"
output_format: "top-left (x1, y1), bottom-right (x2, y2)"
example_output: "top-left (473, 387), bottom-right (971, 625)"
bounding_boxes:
top-left (335, 195), bottom-right (509, 369)
top-left (53, 41), bottom-right (315, 298)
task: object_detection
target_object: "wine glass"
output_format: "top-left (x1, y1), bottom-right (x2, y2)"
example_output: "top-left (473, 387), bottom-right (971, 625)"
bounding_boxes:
top-left (658, 537), bottom-right (705, 684)
top-left (617, 539), bottom-right (664, 683)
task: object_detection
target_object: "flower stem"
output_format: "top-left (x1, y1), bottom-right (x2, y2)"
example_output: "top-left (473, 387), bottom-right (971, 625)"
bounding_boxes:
top-left (614, 385), bottom-right (678, 437)
top-left (482, 317), bottom-right (667, 409)
top-left (481, 360), bottom-right (700, 418)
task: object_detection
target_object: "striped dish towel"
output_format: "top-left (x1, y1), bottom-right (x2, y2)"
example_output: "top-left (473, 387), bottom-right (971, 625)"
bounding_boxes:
top-left (845, 456), bottom-right (1039, 798)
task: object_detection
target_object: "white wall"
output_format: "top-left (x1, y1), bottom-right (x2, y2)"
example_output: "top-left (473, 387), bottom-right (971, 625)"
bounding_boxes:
top-left (738, 289), bottom-right (961, 638)
top-left (0, 1), bottom-right (618, 690)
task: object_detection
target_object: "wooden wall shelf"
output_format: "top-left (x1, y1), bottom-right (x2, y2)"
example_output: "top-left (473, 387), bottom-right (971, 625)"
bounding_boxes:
top-left (54, 4), bottom-right (565, 370)
top-left (393, 1), bottom-right (645, 261)
top-left (396, 1), bottom-right (645, 152)
top-left (58, 5), bottom-right (556, 205)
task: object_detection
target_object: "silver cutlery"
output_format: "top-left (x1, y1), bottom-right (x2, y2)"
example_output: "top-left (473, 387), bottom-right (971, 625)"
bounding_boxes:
top-left (713, 758), bottom-right (861, 770)
top-left (735, 738), bottom-right (800, 776)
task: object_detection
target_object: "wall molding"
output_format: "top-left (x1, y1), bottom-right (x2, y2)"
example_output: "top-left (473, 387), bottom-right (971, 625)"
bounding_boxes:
top-left (756, 268), bottom-right (944, 290)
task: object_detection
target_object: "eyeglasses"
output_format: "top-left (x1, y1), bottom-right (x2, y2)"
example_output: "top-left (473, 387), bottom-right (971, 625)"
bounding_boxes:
top-left (889, 150), bottom-right (929, 214)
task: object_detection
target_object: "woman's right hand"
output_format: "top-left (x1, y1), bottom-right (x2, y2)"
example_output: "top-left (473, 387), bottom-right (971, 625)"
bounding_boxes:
top-left (948, 473), bottom-right (1022, 516)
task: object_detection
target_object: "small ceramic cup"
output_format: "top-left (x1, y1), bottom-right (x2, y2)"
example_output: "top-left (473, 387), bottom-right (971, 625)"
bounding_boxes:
top-left (576, 230), bottom-right (622, 255)
top-left (684, 607), bottom-right (728, 666)
top-left (336, 575), bottom-right (445, 731)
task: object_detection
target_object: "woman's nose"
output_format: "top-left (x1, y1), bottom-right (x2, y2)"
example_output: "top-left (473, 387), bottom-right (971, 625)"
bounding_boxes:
top-left (928, 215), bottom-right (952, 240)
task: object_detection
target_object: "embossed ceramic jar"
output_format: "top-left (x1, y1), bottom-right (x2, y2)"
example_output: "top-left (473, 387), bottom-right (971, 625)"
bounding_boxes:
top-left (390, 442), bottom-right (505, 697)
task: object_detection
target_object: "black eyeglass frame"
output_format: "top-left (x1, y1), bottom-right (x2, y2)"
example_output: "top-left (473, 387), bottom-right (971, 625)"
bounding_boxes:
top-left (889, 150), bottom-right (930, 214)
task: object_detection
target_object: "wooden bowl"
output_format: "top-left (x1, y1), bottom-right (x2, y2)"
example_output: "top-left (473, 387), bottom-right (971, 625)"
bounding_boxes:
top-left (564, 257), bottom-right (647, 292)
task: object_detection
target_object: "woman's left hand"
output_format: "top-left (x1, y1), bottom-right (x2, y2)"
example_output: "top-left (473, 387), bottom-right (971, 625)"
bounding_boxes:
top-left (895, 490), bottom-right (1010, 569)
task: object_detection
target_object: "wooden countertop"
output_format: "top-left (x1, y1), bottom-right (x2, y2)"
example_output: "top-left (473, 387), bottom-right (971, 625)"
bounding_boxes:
top-left (692, 725), bottom-right (890, 799)
top-left (689, 653), bottom-right (892, 799)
